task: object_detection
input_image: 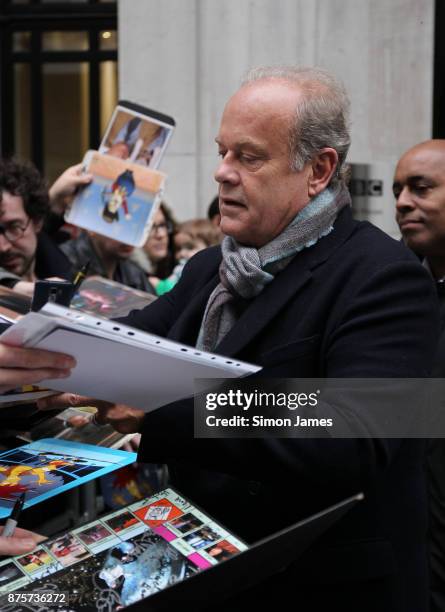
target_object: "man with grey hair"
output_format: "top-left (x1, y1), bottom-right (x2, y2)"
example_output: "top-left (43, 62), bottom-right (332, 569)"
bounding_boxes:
top-left (5, 66), bottom-right (439, 610)
top-left (243, 66), bottom-right (351, 184)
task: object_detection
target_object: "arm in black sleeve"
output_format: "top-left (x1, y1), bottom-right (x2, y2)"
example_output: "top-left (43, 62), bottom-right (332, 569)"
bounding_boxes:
top-left (137, 260), bottom-right (439, 495)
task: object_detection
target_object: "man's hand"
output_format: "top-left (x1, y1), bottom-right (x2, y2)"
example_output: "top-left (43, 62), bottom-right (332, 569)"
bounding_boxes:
top-left (0, 344), bottom-right (76, 393)
top-left (49, 163), bottom-right (93, 215)
top-left (38, 393), bottom-right (144, 434)
top-left (13, 277), bottom-right (66, 299)
top-left (122, 433), bottom-right (141, 453)
top-left (12, 281), bottom-right (35, 297)
top-left (0, 527), bottom-right (45, 556)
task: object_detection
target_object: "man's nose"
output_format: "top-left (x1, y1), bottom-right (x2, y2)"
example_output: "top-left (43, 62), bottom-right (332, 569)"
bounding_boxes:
top-left (0, 233), bottom-right (11, 253)
top-left (395, 186), bottom-right (415, 213)
top-left (214, 155), bottom-right (239, 185)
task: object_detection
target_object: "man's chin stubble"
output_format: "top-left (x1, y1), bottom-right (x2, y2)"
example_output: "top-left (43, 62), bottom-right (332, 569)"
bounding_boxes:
top-left (1, 256), bottom-right (30, 278)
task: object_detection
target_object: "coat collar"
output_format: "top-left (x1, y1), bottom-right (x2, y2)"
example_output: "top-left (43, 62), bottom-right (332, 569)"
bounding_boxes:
top-left (168, 266), bottom-right (220, 347)
top-left (170, 206), bottom-right (358, 356)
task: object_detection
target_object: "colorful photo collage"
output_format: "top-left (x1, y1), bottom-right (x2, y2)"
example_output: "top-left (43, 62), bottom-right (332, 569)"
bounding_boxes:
top-left (62, 102), bottom-right (174, 249)
top-left (2, 531), bottom-right (198, 611)
top-left (0, 439), bottom-right (136, 517)
top-left (129, 488), bottom-right (247, 568)
top-left (0, 487), bottom-right (248, 610)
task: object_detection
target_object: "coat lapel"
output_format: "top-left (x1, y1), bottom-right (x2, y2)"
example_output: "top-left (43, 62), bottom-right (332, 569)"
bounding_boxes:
top-left (169, 207), bottom-right (357, 356)
top-left (167, 273), bottom-right (220, 345)
top-left (215, 254), bottom-right (313, 356)
top-left (216, 207), bottom-right (357, 356)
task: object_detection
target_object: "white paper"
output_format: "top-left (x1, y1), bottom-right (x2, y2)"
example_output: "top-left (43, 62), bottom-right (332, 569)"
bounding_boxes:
top-left (0, 305), bottom-right (261, 412)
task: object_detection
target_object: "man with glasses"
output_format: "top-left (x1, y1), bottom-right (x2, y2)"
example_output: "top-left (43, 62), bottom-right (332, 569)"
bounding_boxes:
top-left (0, 157), bottom-right (73, 295)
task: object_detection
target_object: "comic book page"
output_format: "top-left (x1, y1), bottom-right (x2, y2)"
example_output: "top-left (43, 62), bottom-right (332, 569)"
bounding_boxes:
top-left (64, 151), bottom-right (166, 247)
top-left (0, 439), bottom-right (136, 518)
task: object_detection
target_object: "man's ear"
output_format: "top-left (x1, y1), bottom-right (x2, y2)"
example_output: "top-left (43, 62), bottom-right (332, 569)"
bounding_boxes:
top-left (307, 148), bottom-right (339, 197)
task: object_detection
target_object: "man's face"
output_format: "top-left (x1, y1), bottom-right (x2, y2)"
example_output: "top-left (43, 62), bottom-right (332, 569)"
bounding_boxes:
top-left (91, 234), bottom-right (134, 260)
top-left (214, 80), bottom-right (312, 248)
top-left (0, 191), bottom-right (41, 277)
top-left (394, 141), bottom-right (445, 257)
top-left (107, 142), bottom-right (130, 160)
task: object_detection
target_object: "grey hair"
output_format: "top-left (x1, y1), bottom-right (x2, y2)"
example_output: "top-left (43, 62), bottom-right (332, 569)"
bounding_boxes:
top-left (242, 66), bottom-right (351, 186)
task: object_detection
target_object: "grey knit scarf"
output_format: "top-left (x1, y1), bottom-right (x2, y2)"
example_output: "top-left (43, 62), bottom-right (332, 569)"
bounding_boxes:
top-left (196, 183), bottom-right (351, 352)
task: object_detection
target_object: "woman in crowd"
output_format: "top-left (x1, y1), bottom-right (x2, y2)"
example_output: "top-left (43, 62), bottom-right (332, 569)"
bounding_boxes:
top-left (131, 202), bottom-right (177, 295)
top-left (150, 217), bottom-right (222, 296)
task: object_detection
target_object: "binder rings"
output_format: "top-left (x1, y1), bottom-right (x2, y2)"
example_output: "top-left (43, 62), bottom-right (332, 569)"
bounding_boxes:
top-left (0, 303), bottom-right (261, 411)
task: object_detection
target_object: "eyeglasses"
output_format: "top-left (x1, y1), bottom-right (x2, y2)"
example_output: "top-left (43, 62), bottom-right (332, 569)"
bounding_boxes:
top-left (150, 221), bottom-right (173, 235)
top-left (0, 218), bottom-right (31, 243)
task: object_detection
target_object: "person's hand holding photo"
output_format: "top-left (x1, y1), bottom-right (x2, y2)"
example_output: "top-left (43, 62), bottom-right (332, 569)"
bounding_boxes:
top-left (49, 163), bottom-right (93, 216)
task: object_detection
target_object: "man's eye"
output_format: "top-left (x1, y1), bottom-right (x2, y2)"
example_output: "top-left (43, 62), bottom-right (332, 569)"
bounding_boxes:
top-left (392, 186), bottom-right (402, 198)
top-left (240, 155), bottom-right (262, 167)
top-left (412, 185), bottom-right (429, 194)
top-left (218, 150), bottom-right (227, 159)
top-left (8, 223), bottom-right (23, 232)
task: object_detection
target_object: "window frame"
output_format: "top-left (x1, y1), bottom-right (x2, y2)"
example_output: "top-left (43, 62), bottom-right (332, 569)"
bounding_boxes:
top-left (0, 0), bottom-right (117, 174)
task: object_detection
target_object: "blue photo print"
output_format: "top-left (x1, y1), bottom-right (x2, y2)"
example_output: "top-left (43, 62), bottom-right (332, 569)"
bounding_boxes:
top-left (65, 151), bottom-right (166, 247)
top-left (0, 439), bottom-right (136, 517)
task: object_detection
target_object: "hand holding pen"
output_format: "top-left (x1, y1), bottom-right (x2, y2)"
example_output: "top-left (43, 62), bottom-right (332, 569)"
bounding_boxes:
top-left (0, 527), bottom-right (42, 556)
top-left (0, 494), bottom-right (43, 556)
top-left (72, 261), bottom-right (90, 293)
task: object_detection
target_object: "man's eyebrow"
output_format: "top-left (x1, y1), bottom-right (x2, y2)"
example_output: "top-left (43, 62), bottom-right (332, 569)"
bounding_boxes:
top-left (236, 140), bottom-right (266, 153)
top-left (214, 138), bottom-right (266, 154)
top-left (393, 175), bottom-right (435, 194)
top-left (407, 175), bottom-right (433, 183)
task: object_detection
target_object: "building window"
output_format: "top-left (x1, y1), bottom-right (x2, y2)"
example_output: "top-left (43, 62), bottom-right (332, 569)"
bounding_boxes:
top-left (0, 0), bottom-right (117, 183)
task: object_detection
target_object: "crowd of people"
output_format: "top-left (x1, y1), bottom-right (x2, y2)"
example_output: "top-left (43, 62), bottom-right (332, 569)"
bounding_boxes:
top-left (0, 64), bottom-right (444, 612)
top-left (0, 158), bottom-right (222, 300)
top-left (0, 152), bottom-right (222, 563)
